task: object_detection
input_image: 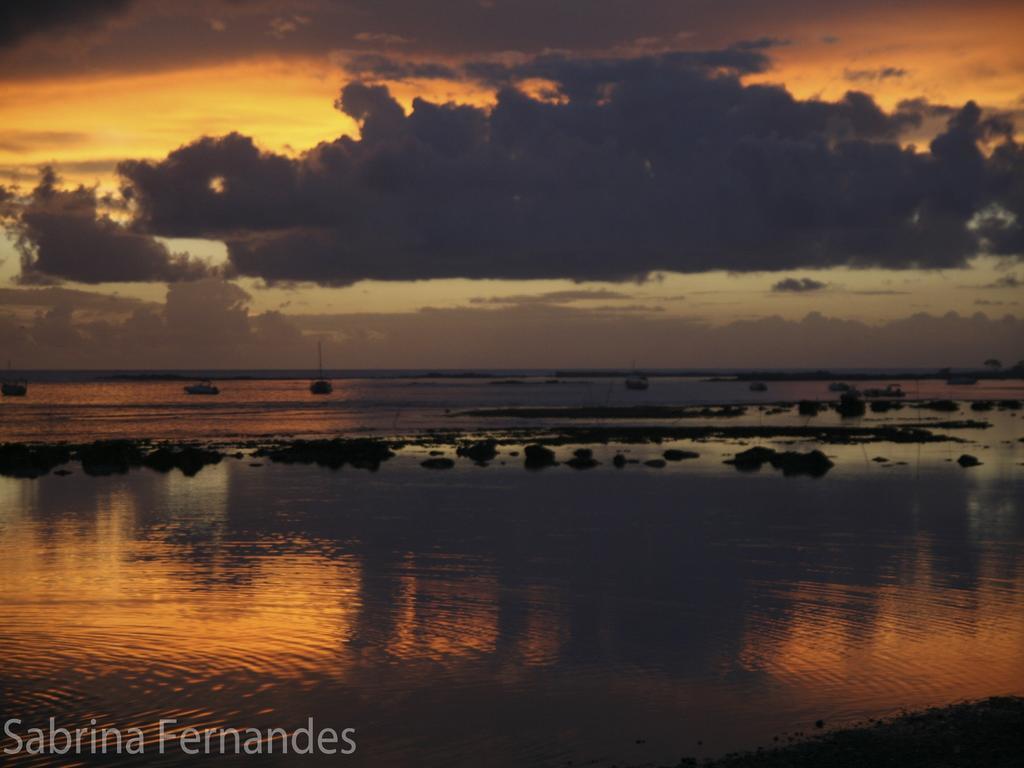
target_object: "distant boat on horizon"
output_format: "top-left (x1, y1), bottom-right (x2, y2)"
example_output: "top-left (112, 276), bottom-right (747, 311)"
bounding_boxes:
top-left (2, 361), bottom-right (27, 397)
top-left (749, 381), bottom-right (768, 392)
top-left (625, 364), bottom-right (649, 390)
top-left (184, 379), bottom-right (220, 395)
top-left (310, 341), bottom-right (333, 395)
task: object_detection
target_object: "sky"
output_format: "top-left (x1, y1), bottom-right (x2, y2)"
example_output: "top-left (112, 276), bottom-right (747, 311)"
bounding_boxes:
top-left (0, 0), bottom-right (1022, 369)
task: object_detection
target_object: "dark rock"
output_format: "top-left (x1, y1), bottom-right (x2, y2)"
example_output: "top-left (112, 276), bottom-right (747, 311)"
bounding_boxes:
top-left (836, 398), bottom-right (866, 418)
top-left (725, 446), bottom-right (778, 471)
top-left (970, 401), bottom-right (995, 411)
top-left (919, 400), bottom-right (959, 412)
top-left (798, 400), bottom-right (823, 416)
top-left (0, 443), bottom-right (73, 478)
top-left (428, 450), bottom-right (444, 456)
top-left (612, 453), bottom-right (627, 468)
top-left (254, 438), bottom-right (395, 471)
top-left (998, 399), bottom-right (1022, 410)
top-left (456, 439), bottom-right (498, 464)
top-left (872, 456), bottom-right (889, 463)
top-left (54, 468), bottom-right (73, 476)
top-left (644, 459), bottom-right (667, 468)
top-left (566, 448), bottom-right (600, 469)
top-left (143, 446), bottom-right (223, 477)
top-left (663, 449), bottom-right (699, 461)
top-left (142, 448), bottom-right (177, 473)
top-left (870, 400), bottom-right (902, 412)
top-left (249, 463), bottom-right (263, 467)
top-left (956, 454), bottom-right (982, 467)
top-left (772, 450), bottom-right (834, 477)
top-left (725, 446), bottom-right (834, 477)
top-left (421, 457), bottom-right (455, 469)
top-left (524, 444), bottom-right (558, 469)
top-left (77, 440), bottom-right (144, 476)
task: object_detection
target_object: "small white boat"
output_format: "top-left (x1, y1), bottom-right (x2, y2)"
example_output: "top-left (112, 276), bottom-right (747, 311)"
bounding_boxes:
top-left (625, 372), bottom-right (649, 390)
top-left (184, 379), bottom-right (219, 395)
top-left (863, 384), bottom-right (905, 398)
top-left (749, 381), bottom-right (768, 392)
top-left (310, 341), bottom-right (333, 395)
top-left (828, 382), bottom-right (851, 392)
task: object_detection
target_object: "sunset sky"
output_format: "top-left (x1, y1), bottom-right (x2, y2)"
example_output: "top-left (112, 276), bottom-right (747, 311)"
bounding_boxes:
top-left (1, 0), bottom-right (1022, 368)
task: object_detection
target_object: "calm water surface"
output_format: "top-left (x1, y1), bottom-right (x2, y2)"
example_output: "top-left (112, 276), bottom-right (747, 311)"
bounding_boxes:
top-left (1, 435), bottom-right (1022, 766)
top-left (1, 373), bottom-right (1021, 441)
top-left (2, 374), bottom-right (1022, 764)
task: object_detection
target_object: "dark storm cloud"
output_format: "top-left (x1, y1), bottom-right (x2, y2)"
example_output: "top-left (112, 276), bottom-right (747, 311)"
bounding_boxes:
top-left (0, 0), bottom-right (133, 47)
top-left (345, 54), bottom-right (459, 81)
top-left (462, 41), bottom-right (777, 86)
top-left (0, 0), bottom-right (983, 80)
top-left (469, 289), bottom-right (635, 305)
top-left (895, 98), bottom-right (959, 118)
top-left (5, 168), bottom-right (212, 284)
top-left (844, 67), bottom-right (908, 82)
top-left (343, 38), bottom-right (776, 86)
top-left (114, 52), bottom-right (1024, 285)
top-left (771, 277), bottom-right (827, 293)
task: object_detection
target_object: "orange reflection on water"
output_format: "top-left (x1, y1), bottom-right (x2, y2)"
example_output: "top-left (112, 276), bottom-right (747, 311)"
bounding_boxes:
top-left (2, 457), bottom-right (1023, 765)
top-left (389, 553), bottom-right (500, 661)
top-left (737, 547), bottom-right (1024, 715)
top-left (0, 472), bottom-right (363, 696)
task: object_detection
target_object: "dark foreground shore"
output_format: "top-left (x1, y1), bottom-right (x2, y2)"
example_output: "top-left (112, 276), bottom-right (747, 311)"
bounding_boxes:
top-left (662, 697), bottom-right (1024, 768)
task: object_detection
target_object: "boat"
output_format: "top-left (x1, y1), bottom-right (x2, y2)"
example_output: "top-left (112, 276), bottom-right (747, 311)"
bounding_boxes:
top-left (863, 384), bottom-right (905, 398)
top-left (310, 341), bottom-right (333, 395)
top-left (184, 379), bottom-right (219, 395)
top-left (828, 382), bottom-right (851, 392)
top-left (2, 380), bottom-right (27, 397)
top-left (625, 372), bottom-right (649, 390)
top-left (2, 362), bottom-right (27, 396)
top-left (749, 381), bottom-right (768, 392)
top-left (946, 375), bottom-right (978, 385)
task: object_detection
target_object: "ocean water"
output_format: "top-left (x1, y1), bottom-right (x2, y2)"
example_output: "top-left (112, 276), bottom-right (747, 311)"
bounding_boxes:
top-left (0, 372), bottom-right (1022, 766)
top-left (1, 371), bottom-right (1020, 442)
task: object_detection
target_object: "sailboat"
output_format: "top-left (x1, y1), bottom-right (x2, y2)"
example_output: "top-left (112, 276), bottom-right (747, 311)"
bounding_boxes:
top-left (310, 341), bottom-right (333, 394)
top-left (2, 361), bottom-right (27, 397)
top-left (625, 362), bottom-right (649, 390)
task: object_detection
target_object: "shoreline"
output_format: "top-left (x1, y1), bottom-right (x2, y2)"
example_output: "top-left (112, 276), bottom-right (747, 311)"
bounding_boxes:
top-left (667, 697), bottom-right (1024, 768)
